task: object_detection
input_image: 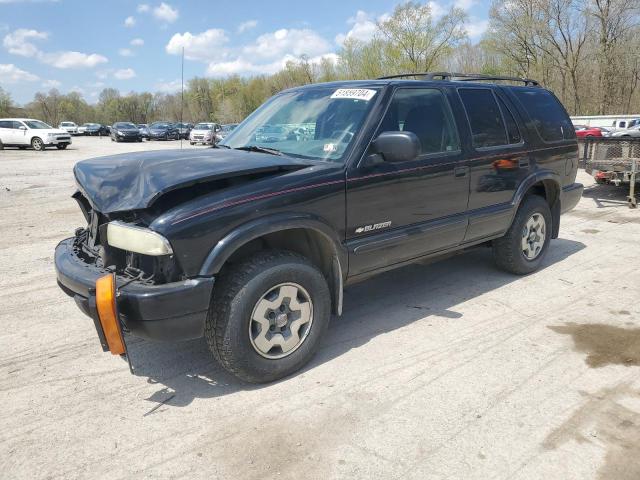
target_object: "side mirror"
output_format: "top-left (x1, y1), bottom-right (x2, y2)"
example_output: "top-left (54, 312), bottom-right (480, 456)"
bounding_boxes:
top-left (370, 131), bottom-right (421, 163)
top-left (19, 125), bottom-right (27, 130)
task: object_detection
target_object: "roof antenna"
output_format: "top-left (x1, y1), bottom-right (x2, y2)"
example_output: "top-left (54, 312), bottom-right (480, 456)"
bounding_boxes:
top-left (180, 46), bottom-right (184, 150)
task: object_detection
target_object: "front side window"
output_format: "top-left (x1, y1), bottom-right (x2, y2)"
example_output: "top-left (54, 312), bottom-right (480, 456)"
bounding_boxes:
top-left (377, 88), bottom-right (460, 155)
top-left (221, 87), bottom-right (379, 162)
top-left (24, 120), bottom-right (51, 129)
top-left (512, 88), bottom-right (574, 142)
top-left (459, 88), bottom-right (508, 148)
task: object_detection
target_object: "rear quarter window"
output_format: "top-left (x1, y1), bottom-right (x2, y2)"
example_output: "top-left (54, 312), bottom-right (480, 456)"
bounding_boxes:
top-left (512, 88), bottom-right (574, 142)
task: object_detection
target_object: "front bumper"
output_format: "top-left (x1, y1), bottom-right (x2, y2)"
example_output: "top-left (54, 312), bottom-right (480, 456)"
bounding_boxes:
top-left (55, 237), bottom-right (214, 341)
top-left (561, 182), bottom-right (584, 213)
top-left (46, 136), bottom-right (72, 146)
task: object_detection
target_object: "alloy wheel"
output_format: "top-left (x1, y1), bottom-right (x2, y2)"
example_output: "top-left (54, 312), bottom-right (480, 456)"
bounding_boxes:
top-left (249, 283), bottom-right (313, 359)
top-left (521, 213), bottom-right (546, 260)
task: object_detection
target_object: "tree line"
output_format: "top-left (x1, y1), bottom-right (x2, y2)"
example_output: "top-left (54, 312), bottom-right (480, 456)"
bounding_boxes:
top-left (1, 0), bottom-right (639, 126)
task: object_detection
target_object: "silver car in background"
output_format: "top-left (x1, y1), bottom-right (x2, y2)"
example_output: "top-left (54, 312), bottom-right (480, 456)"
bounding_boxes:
top-left (189, 122), bottom-right (219, 145)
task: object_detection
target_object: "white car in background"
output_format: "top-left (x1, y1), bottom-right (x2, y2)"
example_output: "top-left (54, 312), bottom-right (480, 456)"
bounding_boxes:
top-left (611, 126), bottom-right (640, 138)
top-left (189, 122), bottom-right (219, 145)
top-left (0, 118), bottom-right (72, 151)
top-left (58, 121), bottom-right (79, 135)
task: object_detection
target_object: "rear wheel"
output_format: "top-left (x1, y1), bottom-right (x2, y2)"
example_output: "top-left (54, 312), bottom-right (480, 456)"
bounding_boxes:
top-left (31, 137), bottom-right (44, 151)
top-left (0, 139), bottom-right (3, 150)
top-left (205, 251), bottom-right (331, 383)
top-left (493, 195), bottom-right (552, 275)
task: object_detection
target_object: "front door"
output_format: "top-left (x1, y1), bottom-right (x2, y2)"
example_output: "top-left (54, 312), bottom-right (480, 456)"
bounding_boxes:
top-left (346, 87), bottom-right (470, 276)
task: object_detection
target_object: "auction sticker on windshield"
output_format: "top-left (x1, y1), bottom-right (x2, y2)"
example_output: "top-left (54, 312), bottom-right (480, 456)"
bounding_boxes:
top-left (330, 89), bottom-right (377, 101)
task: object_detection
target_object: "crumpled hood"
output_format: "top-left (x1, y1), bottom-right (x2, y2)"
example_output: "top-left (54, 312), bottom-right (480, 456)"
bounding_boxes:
top-left (73, 148), bottom-right (312, 214)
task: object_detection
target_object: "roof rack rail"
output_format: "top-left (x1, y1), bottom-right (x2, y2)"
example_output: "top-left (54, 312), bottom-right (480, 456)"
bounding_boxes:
top-left (377, 72), bottom-right (540, 87)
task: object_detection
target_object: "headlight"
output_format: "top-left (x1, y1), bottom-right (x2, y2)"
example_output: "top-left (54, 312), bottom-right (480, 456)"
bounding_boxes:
top-left (106, 221), bottom-right (173, 256)
top-left (117, 131), bottom-right (124, 136)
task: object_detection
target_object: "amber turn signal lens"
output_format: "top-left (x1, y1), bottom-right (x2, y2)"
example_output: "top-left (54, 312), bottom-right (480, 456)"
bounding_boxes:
top-left (492, 159), bottom-right (518, 169)
top-left (95, 273), bottom-right (126, 356)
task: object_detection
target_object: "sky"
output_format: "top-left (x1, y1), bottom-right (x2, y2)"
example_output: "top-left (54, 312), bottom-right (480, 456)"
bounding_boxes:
top-left (0, 0), bottom-right (490, 105)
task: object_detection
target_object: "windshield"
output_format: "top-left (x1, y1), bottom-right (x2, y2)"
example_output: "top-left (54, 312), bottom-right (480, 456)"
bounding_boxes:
top-left (221, 87), bottom-right (379, 162)
top-left (24, 120), bottom-right (52, 129)
top-left (194, 123), bottom-right (214, 130)
top-left (115, 122), bottom-right (136, 129)
top-left (150, 122), bottom-right (170, 129)
top-left (61, 122), bottom-right (74, 126)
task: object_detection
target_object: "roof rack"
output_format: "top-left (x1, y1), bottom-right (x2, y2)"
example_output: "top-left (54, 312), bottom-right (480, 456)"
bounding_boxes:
top-left (377, 72), bottom-right (540, 87)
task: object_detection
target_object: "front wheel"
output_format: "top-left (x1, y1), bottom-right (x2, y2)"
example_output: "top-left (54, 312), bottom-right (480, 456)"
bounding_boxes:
top-left (492, 195), bottom-right (552, 275)
top-left (205, 251), bottom-right (331, 383)
top-left (31, 137), bottom-right (45, 151)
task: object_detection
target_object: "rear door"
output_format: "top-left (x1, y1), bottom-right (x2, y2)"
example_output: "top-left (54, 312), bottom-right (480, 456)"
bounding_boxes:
top-left (12, 121), bottom-right (29, 144)
top-left (346, 87), bottom-right (470, 276)
top-left (457, 87), bottom-right (530, 242)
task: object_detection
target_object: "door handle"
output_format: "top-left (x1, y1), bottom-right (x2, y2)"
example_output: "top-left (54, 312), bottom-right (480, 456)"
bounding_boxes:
top-left (454, 166), bottom-right (469, 177)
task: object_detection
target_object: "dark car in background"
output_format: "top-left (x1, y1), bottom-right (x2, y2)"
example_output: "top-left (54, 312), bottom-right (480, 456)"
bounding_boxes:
top-left (216, 123), bottom-right (238, 142)
top-left (137, 124), bottom-right (150, 140)
top-left (148, 121), bottom-right (180, 141)
top-left (110, 122), bottom-right (142, 142)
top-left (175, 122), bottom-right (194, 139)
top-left (83, 123), bottom-right (108, 136)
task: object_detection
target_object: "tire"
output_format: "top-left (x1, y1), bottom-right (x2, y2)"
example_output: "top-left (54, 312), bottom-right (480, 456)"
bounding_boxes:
top-left (190, 142), bottom-right (195, 145)
top-left (0, 139), bottom-right (4, 150)
top-left (31, 137), bottom-right (44, 151)
top-left (56, 144), bottom-right (67, 150)
top-left (492, 194), bottom-right (552, 275)
top-left (205, 250), bottom-right (331, 383)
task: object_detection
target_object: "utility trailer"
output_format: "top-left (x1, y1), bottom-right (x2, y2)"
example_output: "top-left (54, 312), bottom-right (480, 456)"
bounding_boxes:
top-left (580, 137), bottom-right (639, 208)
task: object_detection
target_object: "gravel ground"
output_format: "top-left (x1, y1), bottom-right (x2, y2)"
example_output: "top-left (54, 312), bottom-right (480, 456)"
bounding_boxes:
top-left (1, 136), bottom-right (639, 480)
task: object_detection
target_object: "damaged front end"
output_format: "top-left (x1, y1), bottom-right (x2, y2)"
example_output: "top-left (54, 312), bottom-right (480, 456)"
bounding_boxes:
top-left (55, 190), bottom-right (215, 351)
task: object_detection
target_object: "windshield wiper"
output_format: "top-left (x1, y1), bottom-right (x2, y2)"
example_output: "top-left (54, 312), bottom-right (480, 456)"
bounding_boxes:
top-left (234, 145), bottom-right (282, 156)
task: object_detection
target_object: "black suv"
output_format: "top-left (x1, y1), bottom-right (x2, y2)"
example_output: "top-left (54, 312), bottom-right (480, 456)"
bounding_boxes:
top-left (55, 73), bottom-right (583, 383)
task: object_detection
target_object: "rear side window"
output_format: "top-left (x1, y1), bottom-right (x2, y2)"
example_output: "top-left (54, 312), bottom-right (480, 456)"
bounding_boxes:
top-left (497, 96), bottom-right (521, 144)
top-left (0, 121), bottom-right (11, 128)
top-left (377, 88), bottom-right (460, 155)
top-left (513, 88), bottom-right (574, 142)
top-left (459, 89), bottom-right (507, 148)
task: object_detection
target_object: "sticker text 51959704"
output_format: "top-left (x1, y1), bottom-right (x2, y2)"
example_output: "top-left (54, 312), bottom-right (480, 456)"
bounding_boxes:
top-left (330, 89), bottom-right (377, 101)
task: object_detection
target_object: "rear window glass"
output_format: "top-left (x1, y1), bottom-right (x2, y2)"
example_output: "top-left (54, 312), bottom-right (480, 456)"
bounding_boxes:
top-left (513, 88), bottom-right (574, 141)
top-left (459, 88), bottom-right (507, 148)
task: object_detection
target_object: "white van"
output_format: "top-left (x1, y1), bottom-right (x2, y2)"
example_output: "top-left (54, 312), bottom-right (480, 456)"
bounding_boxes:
top-left (0, 118), bottom-right (72, 150)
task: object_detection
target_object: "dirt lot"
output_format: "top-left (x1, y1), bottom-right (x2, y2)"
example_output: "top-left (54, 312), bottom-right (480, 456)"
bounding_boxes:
top-left (1, 136), bottom-right (639, 480)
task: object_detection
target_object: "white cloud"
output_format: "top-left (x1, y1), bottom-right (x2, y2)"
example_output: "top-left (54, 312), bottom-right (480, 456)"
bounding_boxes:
top-left (155, 78), bottom-right (182, 92)
top-left (113, 68), bottom-right (136, 80)
top-left (2, 28), bottom-right (48, 57)
top-left (166, 29), bottom-right (228, 61)
top-left (41, 51), bottom-right (108, 69)
top-left (428, 1), bottom-right (447, 19)
top-left (335, 10), bottom-right (378, 46)
top-left (124, 16), bottom-right (136, 27)
top-left (0, 63), bottom-right (39, 83)
top-left (465, 18), bottom-right (489, 39)
top-left (237, 20), bottom-right (258, 34)
top-left (153, 2), bottom-right (179, 23)
top-left (137, 3), bottom-right (150, 13)
top-left (454, 0), bottom-right (477, 10)
top-left (207, 52), bottom-right (339, 77)
top-left (130, 38), bottom-right (144, 46)
top-left (243, 28), bottom-right (331, 61)
top-left (3, 28), bottom-right (108, 68)
top-left (42, 79), bottom-right (61, 88)
top-left (118, 48), bottom-right (134, 57)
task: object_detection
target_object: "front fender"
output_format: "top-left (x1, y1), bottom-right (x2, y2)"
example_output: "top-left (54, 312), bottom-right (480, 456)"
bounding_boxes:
top-left (198, 212), bottom-right (346, 276)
